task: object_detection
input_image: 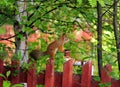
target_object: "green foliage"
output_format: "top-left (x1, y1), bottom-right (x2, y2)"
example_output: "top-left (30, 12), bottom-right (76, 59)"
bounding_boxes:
top-left (77, 0), bottom-right (82, 5)
top-left (88, 0), bottom-right (105, 7)
top-left (73, 66), bottom-right (82, 74)
top-left (98, 0), bottom-right (105, 6)
top-left (36, 52), bottom-right (65, 73)
top-left (36, 55), bottom-right (49, 74)
top-left (0, 44), bottom-right (8, 60)
top-left (11, 53), bottom-right (22, 61)
top-left (88, 0), bottom-right (97, 7)
top-left (40, 38), bottom-right (48, 52)
top-left (6, 71), bottom-right (11, 78)
top-left (54, 52), bottom-right (65, 72)
top-left (11, 84), bottom-right (24, 87)
top-left (0, 26), bottom-right (6, 34)
top-left (109, 71), bottom-right (120, 80)
top-left (0, 0), bottom-right (120, 78)
top-left (3, 81), bottom-right (24, 87)
top-left (21, 62), bottom-right (30, 72)
top-left (99, 82), bottom-right (111, 87)
top-left (93, 76), bottom-right (100, 82)
top-left (0, 0), bottom-right (15, 25)
top-left (37, 84), bottom-right (44, 87)
top-left (0, 71), bottom-right (24, 87)
top-left (0, 71), bottom-right (11, 81)
top-left (94, 76), bottom-right (111, 87)
top-left (3, 81), bottom-right (11, 87)
top-left (64, 38), bottom-right (92, 61)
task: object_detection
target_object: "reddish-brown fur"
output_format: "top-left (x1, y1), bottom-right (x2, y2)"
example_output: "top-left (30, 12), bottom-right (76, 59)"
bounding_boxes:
top-left (30, 34), bottom-right (69, 59)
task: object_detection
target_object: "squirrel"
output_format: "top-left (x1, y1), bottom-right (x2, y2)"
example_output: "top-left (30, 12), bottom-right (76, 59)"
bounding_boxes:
top-left (29, 34), bottom-right (69, 60)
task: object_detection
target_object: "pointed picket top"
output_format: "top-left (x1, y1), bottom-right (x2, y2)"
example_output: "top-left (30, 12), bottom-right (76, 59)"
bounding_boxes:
top-left (45, 58), bottom-right (54, 87)
top-left (62, 59), bottom-right (74, 87)
top-left (81, 60), bottom-right (92, 87)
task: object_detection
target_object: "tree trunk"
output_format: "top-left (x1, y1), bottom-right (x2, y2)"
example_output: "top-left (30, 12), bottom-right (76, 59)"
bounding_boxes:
top-left (113, 0), bottom-right (120, 71)
top-left (97, 1), bottom-right (103, 77)
top-left (14, 0), bottom-right (28, 65)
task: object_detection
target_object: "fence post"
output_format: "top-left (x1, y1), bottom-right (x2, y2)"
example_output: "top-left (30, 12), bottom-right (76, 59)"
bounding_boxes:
top-left (45, 58), bottom-right (54, 87)
top-left (101, 64), bottom-right (112, 87)
top-left (11, 60), bottom-right (20, 85)
top-left (27, 60), bottom-right (36, 87)
top-left (62, 59), bottom-right (74, 87)
top-left (81, 61), bottom-right (92, 87)
top-left (0, 59), bottom-right (3, 87)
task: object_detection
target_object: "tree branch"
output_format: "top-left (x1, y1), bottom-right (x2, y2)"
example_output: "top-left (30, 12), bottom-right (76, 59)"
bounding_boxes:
top-left (102, 0), bottom-right (119, 17)
top-left (0, 11), bottom-right (13, 18)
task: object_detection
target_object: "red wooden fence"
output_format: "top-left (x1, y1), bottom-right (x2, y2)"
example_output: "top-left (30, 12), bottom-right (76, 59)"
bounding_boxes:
top-left (45, 58), bottom-right (54, 87)
top-left (0, 59), bottom-right (3, 87)
top-left (0, 59), bottom-right (120, 87)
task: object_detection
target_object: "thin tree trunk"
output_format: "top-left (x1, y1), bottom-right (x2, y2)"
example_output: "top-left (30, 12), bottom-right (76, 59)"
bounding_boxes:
top-left (97, 1), bottom-right (103, 77)
top-left (113, 0), bottom-right (120, 71)
top-left (14, 0), bottom-right (28, 65)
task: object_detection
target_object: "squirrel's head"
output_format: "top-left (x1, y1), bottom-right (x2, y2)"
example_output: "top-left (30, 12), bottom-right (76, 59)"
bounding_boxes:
top-left (61, 33), bottom-right (69, 43)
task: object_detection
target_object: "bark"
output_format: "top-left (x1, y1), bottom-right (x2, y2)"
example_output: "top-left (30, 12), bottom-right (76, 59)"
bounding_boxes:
top-left (113, 0), bottom-right (120, 71)
top-left (97, 1), bottom-right (103, 77)
top-left (14, 0), bottom-right (28, 65)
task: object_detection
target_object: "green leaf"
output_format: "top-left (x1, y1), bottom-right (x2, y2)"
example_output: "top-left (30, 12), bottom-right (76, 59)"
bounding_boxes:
top-left (35, 20), bottom-right (41, 27)
top-left (12, 84), bottom-right (24, 87)
top-left (99, 82), bottom-right (111, 87)
top-left (77, 0), bottom-right (82, 5)
top-left (88, 0), bottom-right (97, 7)
top-left (93, 76), bottom-right (100, 82)
top-left (6, 71), bottom-right (11, 78)
top-left (99, 83), bottom-right (105, 87)
top-left (0, 74), bottom-right (6, 80)
top-left (98, 0), bottom-right (105, 6)
top-left (3, 81), bottom-right (11, 87)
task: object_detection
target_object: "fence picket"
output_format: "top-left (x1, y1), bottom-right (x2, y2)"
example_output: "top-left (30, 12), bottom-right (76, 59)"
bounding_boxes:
top-left (81, 61), bottom-right (92, 87)
top-left (27, 61), bottom-right (36, 87)
top-left (0, 58), bottom-right (120, 87)
top-left (45, 58), bottom-right (54, 87)
top-left (62, 59), bottom-right (74, 87)
top-left (0, 59), bottom-right (3, 87)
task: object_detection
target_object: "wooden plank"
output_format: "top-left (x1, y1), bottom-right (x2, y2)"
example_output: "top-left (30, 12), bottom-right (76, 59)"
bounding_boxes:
top-left (11, 60), bottom-right (20, 85)
top-left (111, 79), bottom-right (120, 87)
top-left (81, 61), bottom-right (92, 87)
top-left (62, 59), bottom-right (74, 87)
top-left (45, 58), bottom-right (54, 87)
top-left (72, 74), bottom-right (81, 87)
top-left (101, 64), bottom-right (112, 87)
top-left (0, 59), bottom-right (3, 87)
top-left (27, 61), bottom-right (36, 87)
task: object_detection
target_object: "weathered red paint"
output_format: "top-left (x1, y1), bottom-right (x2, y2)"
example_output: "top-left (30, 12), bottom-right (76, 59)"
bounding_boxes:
top-left (72, 74), bottom-right (81, 87)
top-left (19, 69), bottom-right (27, 83)
top-left (0, 59), bottom-right (3, 87)
top-left (111, 79), bottom-right (120, 87)
top-left (62, 59), bottom-right (74, 87)
top-left (37, 72), bottom-right (45, 84)
top-left (54, 72), bottom-right (62, 87)
top-left (81, 61), bottom-right (92, 87)
top-left (1, 59), bottom-right (120, 87)
top-left (27, 61), bottom-right (36, 87)
top-left (45, 58), bottom-right (54, 87)
top-left (91, 78), bottom-right (99, 87)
